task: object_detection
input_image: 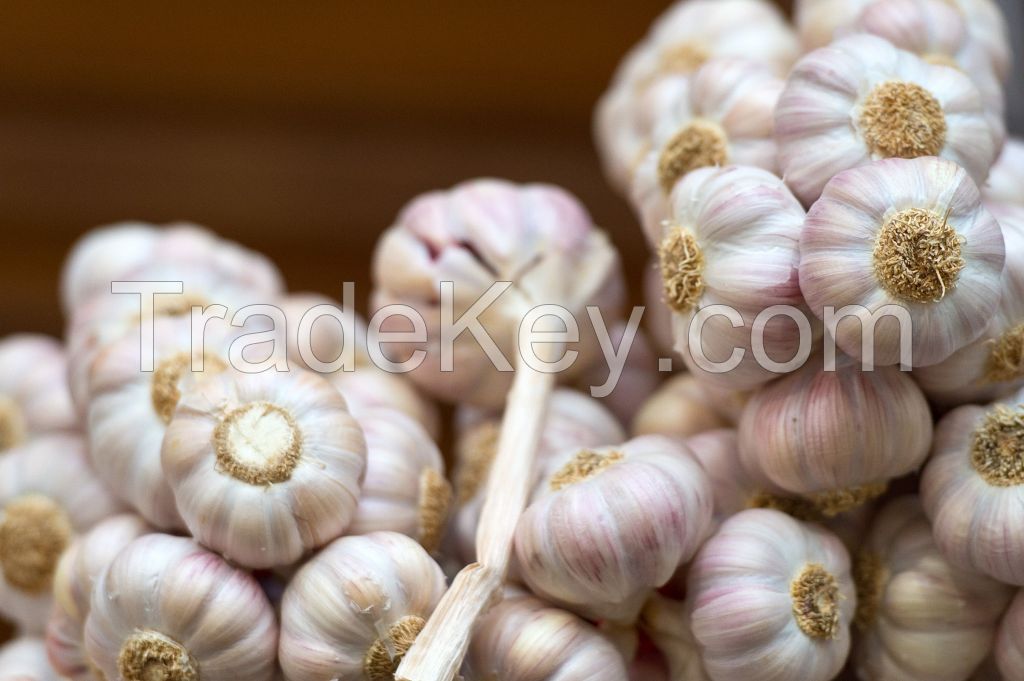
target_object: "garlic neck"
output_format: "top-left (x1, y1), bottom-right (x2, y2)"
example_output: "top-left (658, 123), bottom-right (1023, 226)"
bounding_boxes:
top-left (791, 563), bottom-right (841, 640)
top-left (363, 616), bottom-right (425, 681)
top-left (418, 468), bottom-right (452, 553)
top-left (0, 494), bottom-right (72, 593)
top-left (657, 121), bottom-right (728, 194)
top-left (984, 323), bottom-right (1024, 385)
top-left (118, 630), bottom-right (198, 681)
top-left (0, 396), bottom-right (26, 452)
top-left (151, 352), bottom-right (227, 425)
top-left (971, 405), bottom-right (1024, 486)
top-left (807, 482), bottom-right (888, 517)
top-left (658, 227), bottom-right (706, 314)
top-left (852, 551), bottom-right (887, 631)
top-left (213, 401), bottom-right (303, 485)
top-left (873, 207), bottom-right (965, 303)
top-left (859, 80), bottom-right (947, 159)
top-left (549, 449), bottom-right (624, 491)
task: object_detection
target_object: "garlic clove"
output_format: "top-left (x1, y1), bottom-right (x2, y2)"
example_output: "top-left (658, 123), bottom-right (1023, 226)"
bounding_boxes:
top-left (0, 637), bottom-right (62, 681)
top-left (0, 335), bottom-right (77, 454)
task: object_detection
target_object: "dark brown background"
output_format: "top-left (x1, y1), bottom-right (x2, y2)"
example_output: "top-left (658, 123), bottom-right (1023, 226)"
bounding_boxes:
top-left (0, 1), bottom-right (1020, 337)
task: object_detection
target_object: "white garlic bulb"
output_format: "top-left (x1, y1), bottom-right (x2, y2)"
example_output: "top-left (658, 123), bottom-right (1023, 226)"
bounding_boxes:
top-left (740, 354), bottom-right (933, 516)
top-left (639, 594), bottom-right (709, 681)
top-left (651, 165), bottom-right (811, 391)
top-left (0, 335), bottom-right (76, 453)
top-left (574, 323), bottom-right (660, 428)
top-left (514, 435), bottom-right (713, 624)
top-left (161, 368), bottom-right (367, 568)
top-left (853, 495), bottom-right (1012, 681)
top-left (0, 638), bottom-right (61, 681)
top-left (985, 138), bottom-right (1024, 208)
top-left (278, 292), bottom-right (365, 373)
top-left (84, 533), bottom-right (279, 681)
top-left (46, 513), bottom-right (150, 681)
top-left (996, 590), bottom-right (1024, 680)
top-left (278, 532), bottom-right (447, 681)
top-left (465, 590), bottom-right (629, 681)
top-left (688, 509), bottom-right (856, 681)
top-left (777, 35), bottom-right (999, 207)
top-left (329, 365), bottom-right (441, 441)
top-left (0, 434), bottom-right (123, 633)
top-left (800, 156), bottom-right (1006, 367)
top-left (631, 374), bottom-right (741, 441)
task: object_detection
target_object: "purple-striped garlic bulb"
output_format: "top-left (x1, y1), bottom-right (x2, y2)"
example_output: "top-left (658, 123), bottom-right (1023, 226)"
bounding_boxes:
top-left (84, 534), bottom-right (278, 681)
top-left (996, 590), bottom-right (1024, 680)
top-left (0, 638), bottom-right (61, 681)
top-left (985, 138), bottom-right (1024, 208)
top-left (631, 375), bottom-right (743, 440)
top-left (161, 369), bottom-right (366, 568)
top-left (278, 532), bottom-right (446, 681)
top-left (688, 509), bottom-right (856, 681)
top-left (0, 335), bottom-right (76, 454)
top-left (800, 157), bottom-right (1005, 367)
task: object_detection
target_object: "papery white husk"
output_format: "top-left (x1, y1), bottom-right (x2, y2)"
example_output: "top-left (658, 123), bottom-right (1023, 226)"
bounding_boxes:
top-left (996, 590), bottom-right (1024, 681)
top-left (985, 138), bottom-right (1024, 208)
top-left (0, 335), bottom-right (77, 452)
top-left (0, 638), bottom-right (61, 681)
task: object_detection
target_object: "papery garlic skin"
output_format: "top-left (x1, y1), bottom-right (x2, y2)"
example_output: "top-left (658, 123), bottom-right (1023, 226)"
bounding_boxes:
top-left (985, 139), bottom-right (1024, 208)
top-left (162, 369), bottom-right (366, 568)
top-left (84, 533), bottom-right (278, 681)
top-left (800, 157), bottom-right (1005, 367)
top-left (853, 495), bottom-right (1012, 681)
top-left (632, 374), bottom-right (737, 440)
top-left (278, 532), bottom-right (446, 681)
top-left (0, 434), bottom-right (123, 633)
top-left (0, 335), bottom-right (76, 453)
top-left (689, 509), bottom-right (856, 681)
top-left (371, 179), bottom-right (624, 408)
top-left (996, 591), bottom-right (1024, 680)
top-left (329, 366), bottom-right (441, 441)
top-left (515, 435), bottom-right (713, 624)
top-left (465, 590), bottom-right (629, 681)
top-left (777, 35), bottom-right (998, 207)
top-left (0, 638), bottom-right (61, 681)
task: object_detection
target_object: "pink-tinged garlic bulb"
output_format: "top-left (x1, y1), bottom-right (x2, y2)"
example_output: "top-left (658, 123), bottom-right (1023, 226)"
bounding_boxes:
top-left (465, 590), bottom-right (629, 681)
top-left (0, 638), bottom-right (61, 681)
top-left (740, 354), bottom-right (933, 516)
top-left (278, 532), bottom-right (447, 681)
top-left (347, 408), bottom-right (451, 553)
top-left (329, 366), bottom-right (441, 442)
top-left (689, 509), bottom-right (856, 681)
top-left (84, 533), bottom-right (278, 681)
top-left (776, 35), bottom-right (998, 207)
top-left (514, 435), bottom-right (713, 624)
top-left (852, 495), bottom-right (1012, 681)
top-left (651, 166), bottom-right (811, 391)
top-left (371, 179), bottom-right (624, 408)
top-left (800, 157), bottom-right (1005, 367)
top-left (278, 293), bottom-right (365, 373)
top-left (631, 60), bottom-right (783, 244)
top-left (574, 323), bottom-right (660, 428)
top-left (921, 391), bottom-right (1024, 585)
top-left (913, 205), bottom-right (1024, 406)
top-left (643, 257), bottom-right (675, 357)
top-left (161, 369), bottom-right (366, 568)
top-left (996, 591), bottom-right (1024, 680)
top-left (639, 595), bottom-right (709, 681)
top-left (632, 375), bottom-right (742, 440)
top-left (46, 513), bottom-right (150, 681)
top-left (0, 435), bottom-right (122, 633)
top-left (985, 138), bottom-right (1024, 208)
top-left (0, 335), bottom-right (76, 453)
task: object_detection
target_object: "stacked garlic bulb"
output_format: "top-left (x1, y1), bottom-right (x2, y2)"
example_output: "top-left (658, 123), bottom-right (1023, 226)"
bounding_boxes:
top-left (84, 533), bottom-right (279, 681)
top-left (986, 139), bottom-right (1024, 208)
top-left (688, 509), bottom-right (856, 681)
top-left (631, 374), bottom-right (742, 440)
top-left (0, 638), bottom-right (61, 681)
top-left (278, 292), bottom-right (361, 373)
top-left (278, 532), bottom-right (446, 681)
top-left (0, 335), bottom-right (76, 453)
top-left (514, 435), bottom-right (713, 624)
top-left (996, 591), bottom-right (1024, 680)
top-left (329, 365), bottom-right (441, 441)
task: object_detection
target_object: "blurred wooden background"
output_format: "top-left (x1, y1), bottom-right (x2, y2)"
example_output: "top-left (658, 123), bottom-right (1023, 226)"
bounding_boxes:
top-left (0, 1), bottom-right (1020, 337)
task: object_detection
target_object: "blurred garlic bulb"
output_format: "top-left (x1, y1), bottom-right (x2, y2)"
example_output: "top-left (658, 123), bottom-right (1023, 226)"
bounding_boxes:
top-left (985, 138), bottom-right (1024, 208)
top-left (371, 178), bottom-right (624, 408)
top-left (853, 495), bottom-right (1012, 681)
top-left (631, 60), bottom-right (783, 244)
top-left (643, 257), bottom-right (675, 357)
top-left (776, 35), bottom-right (998, 207)
top-left (46, 513), bottom-right (150, 681)
top-left (0, 335), bottom-right (76, 453)
top-left (0, 434), bottom-right (122, 633)
top-left (162, 368), bottom-right (366, 568)
top-left (465, 590), bottom-right (629, 681)
top-left (84, 533), bottom-right (278, 681)
top-left (0, 638), bottom-right (61, 681)
top-left (688, 509), bottom-right (856, 681)
top-left (329, 366), bottom-right (441, 441)
top-left (740, 354), bottom-right (933, 516)
top-left (347, 408), bottom-right (451, 553)
top-left (632, 374), bottom-right (739, 440)
top-left (800, 157), bottom-right (1005, 367)
top-left (639, 595), bottom-right (709, 681)
top-left (913, 205), bottom-right (1024, 405)
top-left (514, 435), bottom-right (713, 624)
top-left (278, 532), bottom-right (447, 681)
top-left (651, 165), bottom-right (811, 391)
top-left (278, 293), bottom-right (365, 373)
top-left (996, 591), bottom-right (1024, 680)
top-left (574, 322), bottom-right (660, 428)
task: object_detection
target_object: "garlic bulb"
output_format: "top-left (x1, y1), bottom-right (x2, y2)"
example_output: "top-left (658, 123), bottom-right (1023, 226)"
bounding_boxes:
top-left (800, 156), bottom-right (1006, 367)
top-left (46, 513), bottom-right (150, 681)
top-left (985, 138), bottom-right (1024, 208)
top-left (347, 408), bottom-right (451, 553)
top-left (574, 323), bottom-right (660, 428)
top-left (996, 590), bottom-right (1024, 680)
top-left (632, 374), bottom-right (737, 440)
top-left (161, 368), bottom-right (366, 568)
top-left (651, 165), bottom-right (811, 391)
top-left (0, 335), bottom-right (76, 453)
top-left (853, 495), bottom-right (1012, 681)
top-left (688, 509), bottom-right (856, 681)
top-left (84, 533), bottom-right (279, 681)
top-left (329, 366), bottom-right (441, 441)
top-left (913, 205), bottom-right (1024, 406)
top-left (0, 434), bottom-right (123, 633)
top-left (371, 178), bottom-right (624, 408)
top-left (514, 435), bottom-right (713, 624)
top-left (921, 390), bottom-right (1024, 585)
top-left (740, 353), bottom-right (933, 516)
top-left (279, 293), bottom-right (365, 373)
top-left (643, 257), bottom-right (675, 356)
top-left (0, 638), bottom-right (61, 681)
top-left (278, 532), bottom-right (447, 681)
top-left (465, 590), bottom-right (629, 681)
top-left (631, 60), bottom-right (783, 244)
top-left (639, 595), bottom-right (709, 681)
top-left (776, 35), bottom-right (998, 207)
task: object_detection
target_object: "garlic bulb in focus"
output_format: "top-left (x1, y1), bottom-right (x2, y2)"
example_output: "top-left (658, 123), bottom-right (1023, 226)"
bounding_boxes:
top-left (985, 138), bottom-right (1024, 208)
top-left (688, 509), bottom-right (856, 681)
top-left (0, 335), bottom-right (76, 453)
top-left (776, 35), bottom-right (998, 207)
top-left (162, 368), bottom-right (366, 568)
top-left (852, 495), bottom-right (1012, 681)
top-left (329, 366), bottom-right (441, 441)
top-left (0, 638), bottom-right (61, 681)
top-left (84, 533), bottom-right (278, 681)
top-left (278, 532), bottom-right (446, 681)
top-left (0, 435), bottom-right (123, 633)
top-left (996, 590), bottom-right (1024, 680)
top-left (800, 157), bottom-right (1005, 367)
top-left (632, 374), bottom-right (741, 440)
top-left (514, 435), bottom-right (713, 624)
